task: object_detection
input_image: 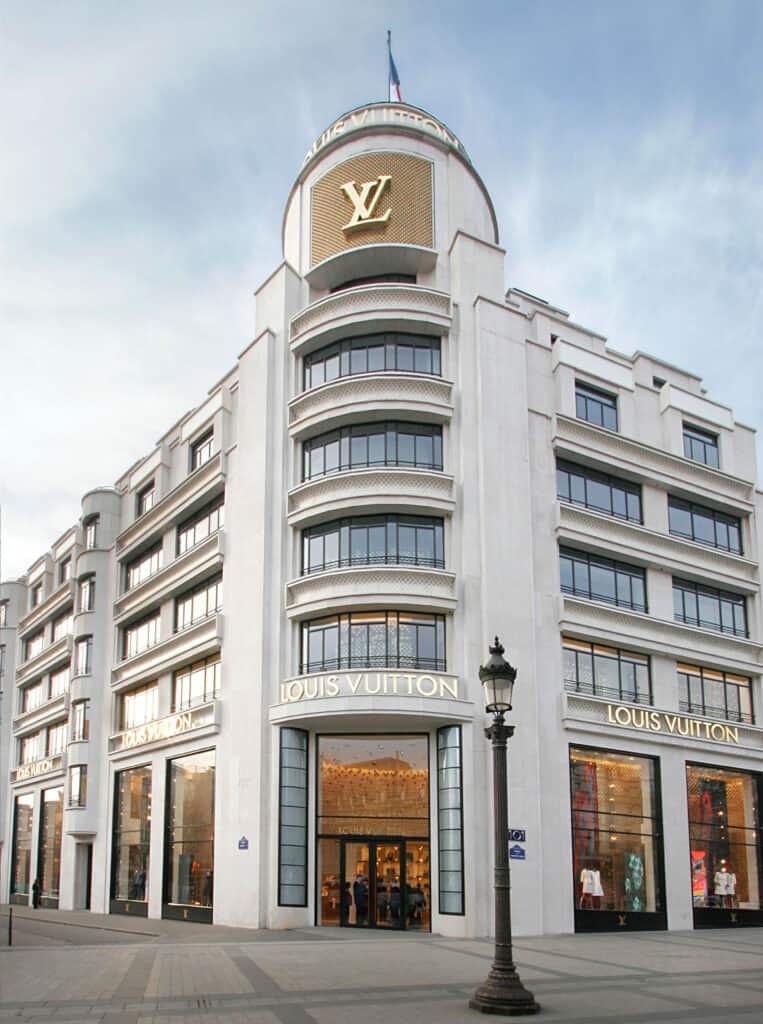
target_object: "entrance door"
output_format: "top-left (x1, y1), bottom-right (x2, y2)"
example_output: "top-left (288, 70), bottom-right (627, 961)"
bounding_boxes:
top-left (335, 838), bottom-right (429, 930)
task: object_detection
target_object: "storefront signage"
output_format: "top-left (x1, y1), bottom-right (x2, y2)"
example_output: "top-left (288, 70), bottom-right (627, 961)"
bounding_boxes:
top-left (111, 704), bottom-right (215, 753)
top-left (303, 105), bottom-right (467, 167)
top-left (341, 175), bottom-right (392, 232)
top-left (280, 671), bottom-right (459, 705)
top-left (607, 704), bottom-right (739, 745)
top-left (13, 754), bottom-right (62, 783)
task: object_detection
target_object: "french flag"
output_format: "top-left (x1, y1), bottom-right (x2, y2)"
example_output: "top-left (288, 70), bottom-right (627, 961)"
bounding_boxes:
top-left (388, 32), bottom-right (401, 102)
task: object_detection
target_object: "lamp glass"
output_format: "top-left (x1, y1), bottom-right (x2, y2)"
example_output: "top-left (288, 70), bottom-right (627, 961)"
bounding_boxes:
top-left (482, 673), bottom-right (514, 714)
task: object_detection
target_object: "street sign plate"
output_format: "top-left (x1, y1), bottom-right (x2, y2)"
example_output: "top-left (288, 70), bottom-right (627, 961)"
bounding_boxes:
top-left (509, 844), bottom-right (526, 860)
top-left (509, 829), bottom-right (526, 843)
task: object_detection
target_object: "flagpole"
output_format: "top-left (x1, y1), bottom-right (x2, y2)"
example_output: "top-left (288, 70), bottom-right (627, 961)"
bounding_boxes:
top-left (387, 30), bottom-right (391, 101)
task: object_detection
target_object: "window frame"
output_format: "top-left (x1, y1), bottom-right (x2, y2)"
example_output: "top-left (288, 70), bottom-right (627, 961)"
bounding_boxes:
top-left (678, 663), bottom-right (753, 725)
top-left (78, 574), bottom-right (96, 612)
top-left (83, 515), bottom-right (99, 550)
top-left (58, 557), bottom-right (72, 584)
top-left (668, 497), bottom-right (742, 554)
top-left (122, 612), bottom-right (161, 660)
top-left (683, 423), bottom-right (719, 468)
top-left (68, 765), bottom-right (88, 808)
top-left (300, 610), bottom-right (446, 675)
top-left (172, 654), bottom-right (221, 711)
top-left (560, 547), bottom-right (647, 613)
top-left (190, 429), bottom-right (214, 472)
top-left (74, 635), bottom-right (93, 676)
top-left (174, 574), bottom-right (223, 632)
top-left (301, 514), bottom-right (445, 575)
top-left (302, 421), bottom-right (444, 482)
top-left (177, 495), bottom-right (225, 555)
top-left (303, 332), bottom-right (442, 391)
top-left (136, 480), bottom-right (156, 517)
top-left (672, 577), bottom-right (748, 638)
top-left (575, 381), bottom-right (618, 431)
top-left (563, 638), bottom-right (652, 704)
top-left (556, 459), bottom-right (642, 523)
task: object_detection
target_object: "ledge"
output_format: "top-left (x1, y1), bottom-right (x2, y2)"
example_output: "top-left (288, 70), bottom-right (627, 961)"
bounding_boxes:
top-left (287, 468), bottom-right (456, 527)
top-left (111, 614), bottom-right (223, 689)
top-left (15, 636), bottom-right (73, 684)
top-left (17, 580), bottom-right (75, 639)
top-left (553, 415), bottom-right (755, 510)
top-left (288, 373), bottom-right (454, 438)
top-left (290, 283), bottom-right (449, 354)
top-left (13, 693), bottom-right (70, 735)
top-left (286, 565), bottom-right (457, 618)
top-left (557, 503), bottom-right (759, 591)
top-left (302, 247), bottom-right (438, 294)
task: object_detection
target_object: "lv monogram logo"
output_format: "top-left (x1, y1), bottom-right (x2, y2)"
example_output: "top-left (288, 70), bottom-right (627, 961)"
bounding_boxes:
top-left (340, 175), bottom-right (392, 231)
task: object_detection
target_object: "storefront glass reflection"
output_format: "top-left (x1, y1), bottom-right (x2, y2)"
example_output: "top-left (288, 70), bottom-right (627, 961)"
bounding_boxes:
top-left (112, 765), bottom-right (152, 906)
top-left (11, 794), bottom-right (34, 900)
top-left (570, 746), bottom-right (664, 925)
top-left (39, 787), bottom-right (64, 905)
top-left (687, 764), bottom-right (761, 912)
top-left (165, 749), bottom-right (215, 915)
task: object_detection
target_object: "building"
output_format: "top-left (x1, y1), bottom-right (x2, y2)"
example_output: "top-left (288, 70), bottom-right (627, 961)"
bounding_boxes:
top-left (1, 101), bottom-right (762, 937)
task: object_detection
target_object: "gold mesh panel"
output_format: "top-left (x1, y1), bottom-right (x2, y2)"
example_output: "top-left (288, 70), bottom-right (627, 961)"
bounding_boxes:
top-left (310, 152), bottom-right (433, 267)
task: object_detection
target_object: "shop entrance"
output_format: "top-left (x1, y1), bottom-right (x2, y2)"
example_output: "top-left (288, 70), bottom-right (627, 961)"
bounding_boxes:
top-left (331, 838), bottom-right (429, 929)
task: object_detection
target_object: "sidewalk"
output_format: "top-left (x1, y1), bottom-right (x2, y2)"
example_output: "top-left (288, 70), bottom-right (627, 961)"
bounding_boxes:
top-left (1, 906), bottom-right (763, 1023)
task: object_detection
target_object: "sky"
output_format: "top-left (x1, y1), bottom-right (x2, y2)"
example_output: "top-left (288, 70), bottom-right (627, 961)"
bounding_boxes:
top-left (2, 0), bottom-right (762, 579)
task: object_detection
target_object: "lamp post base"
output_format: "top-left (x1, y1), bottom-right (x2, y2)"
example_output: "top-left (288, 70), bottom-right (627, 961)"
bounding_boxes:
top-left (469, 964), bottom-right (540, 1016)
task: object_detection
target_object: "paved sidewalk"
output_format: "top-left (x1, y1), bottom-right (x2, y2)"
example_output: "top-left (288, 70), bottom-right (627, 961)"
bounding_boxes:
top-left (1, 908), bottom-right (763, 1023)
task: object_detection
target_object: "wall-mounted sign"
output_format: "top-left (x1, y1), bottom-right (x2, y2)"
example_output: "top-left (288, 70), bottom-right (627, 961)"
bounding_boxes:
top-left (238, 836), bottom-right (249, 850)
top-left (607, 704), bottom-right (740, 745)
top-left (13, 754), bottom-right (63, 783)
top-left (509, 829), bottom-right (526, 843)
top-left (509, 844), bottom-right (526, 861)
top-left (310, 152), bottom-right (433, 267)
top-left (280, 671), bottom-right (459, 706)
top-left (110, 703), bottom-right (216, 753)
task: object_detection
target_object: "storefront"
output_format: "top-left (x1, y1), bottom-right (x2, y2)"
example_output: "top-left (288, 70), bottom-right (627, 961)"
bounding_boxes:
top-left (10, 793), bottom-right (34, 905)
top-left (110, 764), bottom-right (152, 916)
top-left (38, 786), bottom-right (63, 908)
top-left (163, 748), bottom-right (215, 923)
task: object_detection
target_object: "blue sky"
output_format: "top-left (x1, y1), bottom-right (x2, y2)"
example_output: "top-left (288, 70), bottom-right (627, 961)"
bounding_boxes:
top-left (2, 1), bottom-right (762, 577)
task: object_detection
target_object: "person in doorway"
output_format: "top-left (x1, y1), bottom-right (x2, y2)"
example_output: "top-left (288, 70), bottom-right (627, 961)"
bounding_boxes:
top-left (390, 884), bottom-right (401, 923)
top-left (354, 875), bottom-right (369, 925)
top-left (376, 884), bottom-right (390, 923)
top-left (340, 882), bottom-right (352, 926)
top-left (32, 878), bottom-right (41, 908)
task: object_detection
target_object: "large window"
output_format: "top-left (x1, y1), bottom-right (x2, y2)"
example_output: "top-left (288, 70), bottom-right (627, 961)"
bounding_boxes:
top-left (190, 429), bottom-right (214, 471)
top-left (69, 765), bottom-right (87, 807)
top-left (50, 664), bottom-right (70, 698)
top-left (303, 422), bottom-right (443, 481)
top-left (683, 424), bottom-right (719, 468)
top-left (164, 750), bottom-right (215, 918)
top-left (120, 682), bottom-right (159, 730)
top-left (22, 680), bottom-right (45, 713)
top-left (560, 548), bottom-right (647, 612)
top-left (278, 728), bottom-right (308, 907)
top-left (673, 578), bottom-right (747, 637)
top-left (563, 639), bottom-right (651, 704)
top-left (302, 515), bottom-right (444, 574)
top-left (570, 746), bottom-right (664, 927)
top-left (175, 574), bottom-right (222, 631)
top-left (38, 787), bottom-right (64, 905)
top-left (678, 664), bottom-right (753, 724)
top-left (20, 730), bottom-right (44, 765)
top-left (557, 460), bottom-right (641, 523)
top-left (25, 630), bottom-right (45, 661)
top-left (668, 498), bottom-right (741, 554)
top-left (177, 495), bottom-right (225, 555)
top-left (437, 725), bottom-right (464, 915)
top-left (112, 765), bottom-right (151, 906)
top-left (123, 613), bottom-right (160, 659)
top-left (125, 545), bottom-right (163, 590)
top-left (47, 721), bottom-right (67, 756)
top-left (303, 332), bottom-right (441, 390)
top-left (11, 794), bottom-right (34, 898)
top-left (687, 764), bottom-right (761, 914)
top-left (301, 611), bottom-right (446, 674)
top-left (75, 635), bottom-right (93, 675)
top-left (52, 607), bottom-right (74, 642)
top-left (172, 654), bottom-right (221, 711)
top-left (575, 382), bottom-right (618, 431)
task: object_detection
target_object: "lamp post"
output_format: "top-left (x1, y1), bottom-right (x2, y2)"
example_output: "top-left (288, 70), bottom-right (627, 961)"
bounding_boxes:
top-left (469, 637), bottom-right (540, 1016)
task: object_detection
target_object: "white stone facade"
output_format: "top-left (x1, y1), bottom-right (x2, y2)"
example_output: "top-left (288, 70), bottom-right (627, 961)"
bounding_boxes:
top-left (1, 102), bottom-right (761, 937)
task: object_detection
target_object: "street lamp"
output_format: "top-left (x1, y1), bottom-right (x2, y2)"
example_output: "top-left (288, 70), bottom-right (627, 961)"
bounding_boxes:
top-left (470, 637), bottom-right (540, 1016)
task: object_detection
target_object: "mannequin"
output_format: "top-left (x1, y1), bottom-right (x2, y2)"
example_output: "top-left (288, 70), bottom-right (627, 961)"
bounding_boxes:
top-left (579, 864), bottom-right (604, 909)
top-left (714, 866), bottom-right (736, 908)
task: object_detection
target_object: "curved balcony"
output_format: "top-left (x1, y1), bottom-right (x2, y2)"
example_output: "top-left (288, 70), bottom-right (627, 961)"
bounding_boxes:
top-left (289, 373), bottom-right (453, 438)
top-left (286, 564), bottom-right (457, 618)
top-left (290, 284), bottom-right (451, 354)
top-left (287, 467), bottom-right (455, 527)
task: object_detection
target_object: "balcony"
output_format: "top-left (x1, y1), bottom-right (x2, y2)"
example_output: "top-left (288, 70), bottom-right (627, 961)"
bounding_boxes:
top-left (290, 284), bottom-right (451, 355)
top-left (15, 635), bottom-right (73, 684)
top-left (13, 692), bottom-right (69, 734)
top-left (286, 564), bottom-right (457, 618)
top-left (17, 580), bottom-right (75, 638)
top-left (111, 613), bottom-right (223, 690)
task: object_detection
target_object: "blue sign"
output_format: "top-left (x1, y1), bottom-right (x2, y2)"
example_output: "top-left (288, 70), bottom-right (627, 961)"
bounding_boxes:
top-left (238, 836), bottom-right (249, 850)
top-left (509, 844), bottom-right (526, 861)
top-left (509, 829), bottom-right (526, 843)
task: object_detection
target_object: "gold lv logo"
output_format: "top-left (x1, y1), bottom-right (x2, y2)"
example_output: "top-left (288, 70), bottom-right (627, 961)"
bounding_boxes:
top-left (340, 175), bottom-right (392, 231)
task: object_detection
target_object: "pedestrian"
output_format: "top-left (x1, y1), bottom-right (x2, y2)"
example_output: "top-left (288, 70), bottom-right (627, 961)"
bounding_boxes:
top-left (340, 881), bottom-right (352, 925)
top-left (32, 878), bottom-right (41, 908)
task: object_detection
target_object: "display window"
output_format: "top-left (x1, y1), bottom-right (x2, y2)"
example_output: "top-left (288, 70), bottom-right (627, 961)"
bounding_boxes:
top-left (111, 765), bottom-right (152, 916)
top-left (163, 748), bottom-right (215, 922)
top-left (38, 787), bottom-right (64, 907)
top-left (569, 745), bottom-right (666, 931)
top-left (10, 793), bottom-right (34, 905)
top-left (687, 763), bottom-right (763, 927)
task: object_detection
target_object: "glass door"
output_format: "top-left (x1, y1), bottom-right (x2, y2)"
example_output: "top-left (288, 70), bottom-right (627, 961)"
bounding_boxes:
top-left (374, 842), bottom-right (402, 929)
top-left (343, 841), bottom-right (370, 926)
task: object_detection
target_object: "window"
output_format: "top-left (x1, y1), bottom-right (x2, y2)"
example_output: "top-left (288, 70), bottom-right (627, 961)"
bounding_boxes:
top-left (111, 766), bottom-right (151, 904)
top-left (59, 557), bottom-right (72, 584)
top-left (83, 515), bottom-right (99, 549)
top-left (47, 721), bottom-right (67, 756)
top-left (136, 480), bottom-right (155, 516)
top-left (672, 578), bottom-right (747, 637)
top-left (125, 545), bottom-right (162, 590)
top-left (20, 730), bottom-right (44, 765)
top-left (69, 765), bottom-right (87, 807)
top-left (0, 600), bottom-right (7, 626)
top-left (0, 643), bottom-right (5, 677)
top-left (120, 682), bottom-right (158, 730)
top-left (78, 574), bottom-right (96, 611)
top-left (560, 548), bottom-right (647, 612)
top-left (575, 382), bottom-right (618, 431)
top-left (190, 429), bottom-right (214, 471)
top-left (278, 729), bottom-right (308, 907)
top-left (51, 607), bottom-right (74, 642)
top-left (303, 333), bottom-right (441, 390)
top-left (177, 495), bottom-right (225, 555)
top-left (563, 639), bottom-right (651, 704)
top-left (71, 700), bottom-right (90, 742)
top-left (678, 664), bottom-right (753, 724)
top-left (303, 422), bottom-right (443, 481)
top-left (75, 635), bottom-right (93, 676)
top-left (683, 424), bottom-right (719, 468)
top-left (10, 795), bottom-right (34, 897)
top-left (557, 460), bottom-right (641, 523)
top-left (31, 582), bottom-right (43, 608)
top-left (22, 681), bottom-right (45, 713)
top-left (49, 664), bottom-right (70, 698)
top-left (302, 514), bottom-right (445, 574)
top-left (25, 630), bottom-right (45, 661)
top-left (175, 574), bottom-right (222, 632)
top-left (165, 750), bottom-right (215, 913)
top-left (301, 611), bottom-right (446, 674)
top-left (38, 787), bottom-right (64, 903)
top-left (172, 654), bottom-right (221, 710)
top-left (123, 613), bottom-right (160, 659)
top-left (668, 498), bottom-right (741, 554)
top-left (437, 725), bottom-right (464, 915)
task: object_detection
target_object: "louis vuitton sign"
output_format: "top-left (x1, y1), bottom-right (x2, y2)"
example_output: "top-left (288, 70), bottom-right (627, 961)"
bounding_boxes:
top-left (280, 670), bottom-right (459, 705)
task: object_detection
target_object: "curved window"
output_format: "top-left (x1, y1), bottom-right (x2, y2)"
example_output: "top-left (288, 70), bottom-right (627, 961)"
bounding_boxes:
top-left (302, 515), bottom-right (444, 574)
top-left (304, 333), bottom-right (440, 391)
top-left (301, 611), bottom-right (445, 674)
top-left (303, 422), bottom-right (443, 481)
